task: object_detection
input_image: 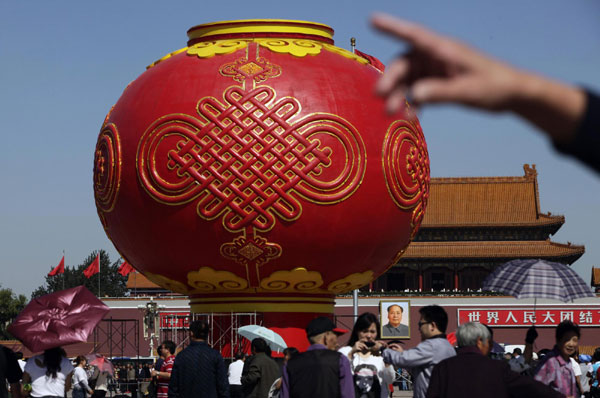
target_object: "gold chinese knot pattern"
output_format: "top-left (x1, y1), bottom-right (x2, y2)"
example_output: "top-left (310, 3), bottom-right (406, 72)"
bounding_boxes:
top-left (134, 40), bottom-right (376, 292)
top-left (220, 55), bottom-right (282, 83)
top-left (138, 85), bottom-right (365, 232)
top-left (94, 123), bottom-right (122, 213)
top-left (220, 235), bottom-right (282, 285)
top-left (137, 44), bottom-right (366, 287)
top-left (382, 118), bottom-right (430, 238)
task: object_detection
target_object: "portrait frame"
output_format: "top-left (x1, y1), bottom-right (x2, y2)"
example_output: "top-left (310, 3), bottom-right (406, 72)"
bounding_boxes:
top-left (379, 300), bottom-right (411, 339)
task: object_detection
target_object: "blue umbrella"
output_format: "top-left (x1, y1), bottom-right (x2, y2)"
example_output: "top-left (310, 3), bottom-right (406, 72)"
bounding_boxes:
top-left (482, 259), bottom-right (594, 302)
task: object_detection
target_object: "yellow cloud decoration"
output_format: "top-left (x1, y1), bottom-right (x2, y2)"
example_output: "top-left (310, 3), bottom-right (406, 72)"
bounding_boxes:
top-left (143, 271), bottom-right (190, 295)
top-left (260, 267), bottom-right (324, 292)
top-left (322, 44), bottom-right (369, 65)
top-left (187, 40), bottom-right (249, 59)
top-left (327, 271), bottom-right (374, 294)
top-left (147, 47), bottom-right (188, 69)
top-left (187, 267), bottom-right (249, 292)
top-left (257, 39), bottom-right (322, 57)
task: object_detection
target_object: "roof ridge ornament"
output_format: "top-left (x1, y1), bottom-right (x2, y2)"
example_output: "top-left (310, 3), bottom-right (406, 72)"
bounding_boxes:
top-left (523, 163), bottom-right (537, 178)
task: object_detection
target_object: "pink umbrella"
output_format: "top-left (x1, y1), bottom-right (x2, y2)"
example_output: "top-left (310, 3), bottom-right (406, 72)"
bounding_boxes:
top-left (8, 285), bottom-right (110, 353)
top-left (86, 354), bottom-right (114, 375)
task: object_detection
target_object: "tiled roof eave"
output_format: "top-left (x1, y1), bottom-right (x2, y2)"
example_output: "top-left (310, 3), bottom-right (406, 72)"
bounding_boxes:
top-left (420, 219), bottom-right (564, 229)
top-left (126, 272), bottom-right (163, 289)
top-left (401, 240), bottom-right (585, 259)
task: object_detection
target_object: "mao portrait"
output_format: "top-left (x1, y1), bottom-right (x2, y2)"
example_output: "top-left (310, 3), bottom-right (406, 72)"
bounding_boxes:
top-left (380, 300), bottom-right (410, 339)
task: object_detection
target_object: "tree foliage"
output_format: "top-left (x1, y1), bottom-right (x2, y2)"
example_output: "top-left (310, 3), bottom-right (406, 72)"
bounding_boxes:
top-left (0, 286), bottom-right (27, 339)
top-left (32, 249), bottom-right (128, 299)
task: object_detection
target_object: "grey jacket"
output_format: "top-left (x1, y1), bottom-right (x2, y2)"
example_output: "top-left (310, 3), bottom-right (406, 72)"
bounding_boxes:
top-left (383, 335), bottom-right (456, 398)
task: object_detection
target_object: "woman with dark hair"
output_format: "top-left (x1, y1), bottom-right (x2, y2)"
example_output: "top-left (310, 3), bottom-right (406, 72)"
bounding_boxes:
top-left (73, 355), bottom-right (94, 398)
top-left (339, 312), bottom-right (395, 398)
top-left (534, 320), bottom-right (581, 397)
top-left (21, 347), bottom-right (74, 398)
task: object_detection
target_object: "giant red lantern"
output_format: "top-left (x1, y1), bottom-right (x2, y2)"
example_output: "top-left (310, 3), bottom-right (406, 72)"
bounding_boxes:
top-left (94, 20), bottom-right (429, 326)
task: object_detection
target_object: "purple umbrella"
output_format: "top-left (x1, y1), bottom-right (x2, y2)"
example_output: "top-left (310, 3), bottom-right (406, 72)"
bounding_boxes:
top-left (482, 259), bottom-right (595, 325)
top-left (482, 258), bottom-right (594, 302)
top-left (8, 285), bottom-right (109, 353)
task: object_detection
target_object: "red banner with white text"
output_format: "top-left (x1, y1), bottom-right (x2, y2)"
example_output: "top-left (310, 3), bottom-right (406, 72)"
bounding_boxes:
top-left (457, 308), bottom-right (600, 327)
top-left (159, 312), bottom-right (190, 329)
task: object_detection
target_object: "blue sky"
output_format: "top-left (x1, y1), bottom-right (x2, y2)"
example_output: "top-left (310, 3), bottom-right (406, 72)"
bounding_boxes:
top-left (1, 1), bottom-right (599, 298)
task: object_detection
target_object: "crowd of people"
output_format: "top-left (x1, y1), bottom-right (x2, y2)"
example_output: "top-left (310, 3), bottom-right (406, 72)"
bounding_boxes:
top-left (0, 347), bottom-right (172, 398)
top-left (165, 308), bottom-right (600, 398)
top-left (3, 306), bottom-right (600, 398)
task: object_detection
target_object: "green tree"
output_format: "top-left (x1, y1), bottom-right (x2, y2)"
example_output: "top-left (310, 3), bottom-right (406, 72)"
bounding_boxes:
top-left (32, 249), bottom-right (128, 299)
top-left (0, 286), bottom-right (27, 339)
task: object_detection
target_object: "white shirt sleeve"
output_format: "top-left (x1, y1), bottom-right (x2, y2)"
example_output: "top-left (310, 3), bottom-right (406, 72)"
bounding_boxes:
top-left (571, 358), bottom-right (582, 377)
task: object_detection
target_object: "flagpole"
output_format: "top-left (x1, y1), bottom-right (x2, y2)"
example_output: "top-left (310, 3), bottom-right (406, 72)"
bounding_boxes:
top-left (98, 251), bottom-right (101, 297)
top-left (62, 249), bottom-right (65, 290)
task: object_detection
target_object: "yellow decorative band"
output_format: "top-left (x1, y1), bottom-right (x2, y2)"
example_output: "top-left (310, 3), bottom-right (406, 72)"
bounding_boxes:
top-left (190, 296), bottom-right (334, 303)
top-left (188, 19), bottom-right (333, 43)
top-left (190, 301), bottom-right (334, 313)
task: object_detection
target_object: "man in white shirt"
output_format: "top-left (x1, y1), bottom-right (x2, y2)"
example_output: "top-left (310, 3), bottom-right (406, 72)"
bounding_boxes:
top-left (569, 355), bottom-right (583, 396)
top-left (579, 354), bottom-right (592, 397)
top-left (228, 352), bottom-right (245, 398)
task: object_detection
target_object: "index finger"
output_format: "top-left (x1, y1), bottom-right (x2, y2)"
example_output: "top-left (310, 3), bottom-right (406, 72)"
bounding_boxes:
top-left (371, 13), bottom-right (441, 51)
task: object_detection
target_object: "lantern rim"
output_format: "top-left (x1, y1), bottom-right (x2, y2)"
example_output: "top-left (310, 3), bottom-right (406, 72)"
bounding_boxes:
top-left (187, 19), bottom-right (334, 46)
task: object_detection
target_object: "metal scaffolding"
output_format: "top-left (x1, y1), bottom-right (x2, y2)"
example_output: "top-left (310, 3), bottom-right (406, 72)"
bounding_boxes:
top-left (93, 318), bottom-right (140, 359)
top-left (158, 312), bottom-right (261, 360)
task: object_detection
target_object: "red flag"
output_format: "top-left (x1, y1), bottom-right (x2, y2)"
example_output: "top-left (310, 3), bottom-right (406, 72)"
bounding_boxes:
top-left (118, 261), bottom-right (134, 276)
top-left (354, 49), bottom-right (386, 72)
top-left (48, 256), bottom-right (65, 276)
top-left (84, 254), bottom-right (100, 278)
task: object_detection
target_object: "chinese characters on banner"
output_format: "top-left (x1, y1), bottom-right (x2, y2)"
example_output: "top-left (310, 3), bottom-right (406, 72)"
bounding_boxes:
top-left (457, 308), bottom-right (600, 327)
top-left (159, 312), bottom-right (190, 328)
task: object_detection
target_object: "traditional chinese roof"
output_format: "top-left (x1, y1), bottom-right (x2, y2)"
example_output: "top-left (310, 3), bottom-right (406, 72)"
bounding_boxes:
top-left (592, 267), bottom-right (600, 286)
top-left (126, 272), bottom-right (162, 289)
top-left (421, 164), bottom-right (564, 228)
top-left (402, 240), bottom-right (584, 264)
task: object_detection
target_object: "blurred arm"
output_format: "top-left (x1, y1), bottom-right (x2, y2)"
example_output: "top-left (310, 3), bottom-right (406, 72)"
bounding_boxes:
top-left (371, 13), bottom-right (586, 147)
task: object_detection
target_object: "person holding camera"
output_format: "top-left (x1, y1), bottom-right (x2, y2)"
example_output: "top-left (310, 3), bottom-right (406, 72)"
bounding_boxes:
top-left (339, 313), bottom-right (395, 398)
top-left (376, 305), bottom-right (456, 398)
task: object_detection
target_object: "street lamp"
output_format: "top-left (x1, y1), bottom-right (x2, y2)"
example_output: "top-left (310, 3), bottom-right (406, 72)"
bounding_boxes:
top-left (139, 298), bottom-right (161, 356)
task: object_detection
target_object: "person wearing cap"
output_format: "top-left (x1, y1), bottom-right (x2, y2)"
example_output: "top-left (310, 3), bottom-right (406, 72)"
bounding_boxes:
top-left (377, 305), bottom-right (456, 398)
top-left (280, 317), bottom-right (354, 398)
